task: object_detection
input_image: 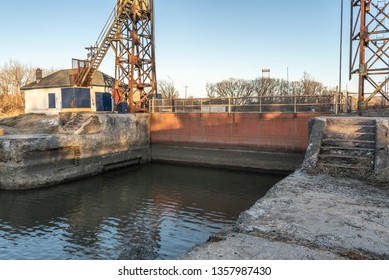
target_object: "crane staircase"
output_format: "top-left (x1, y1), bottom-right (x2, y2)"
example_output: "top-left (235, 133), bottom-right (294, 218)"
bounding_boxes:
top-left (316, 118), bottom-right (376, 176)
top-left (73, 0), bottom-right (135, 87)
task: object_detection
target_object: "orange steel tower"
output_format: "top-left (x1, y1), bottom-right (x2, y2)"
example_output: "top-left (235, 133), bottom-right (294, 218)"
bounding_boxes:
top-left (350, 0), bottom-right (389, 110)
top-left (73, 0), bottom-right (156, 113)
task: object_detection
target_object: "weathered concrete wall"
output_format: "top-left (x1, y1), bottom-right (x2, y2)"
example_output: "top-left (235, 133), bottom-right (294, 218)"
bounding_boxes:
top-left (301, 117), bottom-right (327, 170)
top-left (24, 86), bottom-right (111, 114)
top-left (151, 113), bottom-right (323, 153)
top-left (182, 117), bottom-right (389, 260)
top-left (150, 113), bottom-right (326, 172)
top-left (375, 118), bottom-right (389, 172)
top-left (0, 113), bottom-right (150, 190)
top-left (183, 171), bottom-right (389, 260)
top-left (152, 144), bottom-right (304, 173)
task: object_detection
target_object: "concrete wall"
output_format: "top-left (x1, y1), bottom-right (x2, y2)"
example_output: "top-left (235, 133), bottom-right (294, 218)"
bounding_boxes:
top-left (150, 113), bottom-right (325, 172)
top-left (0, 112), bottom-right (327, 189)
top-left (151, 113), bottom-right (322, 153)
top-left (25, 88), bottom-right (62, 114)
top-left (0, 114), bottom-right (150, 190)
top-left (24, 86), bottom-right (111, 114)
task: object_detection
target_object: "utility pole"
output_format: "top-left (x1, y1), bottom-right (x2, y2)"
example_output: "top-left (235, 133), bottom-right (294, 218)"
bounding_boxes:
top-left (184, 86), bottom-right (189, 99)
top-left (287, 67), bottom-right (290, 95)
top-left (339, 0), bottom-right (343, 96)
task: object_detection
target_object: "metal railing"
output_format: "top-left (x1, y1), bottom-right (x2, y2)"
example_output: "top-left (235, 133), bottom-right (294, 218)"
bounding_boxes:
top-left (150, 94), bottom-right (346, 114)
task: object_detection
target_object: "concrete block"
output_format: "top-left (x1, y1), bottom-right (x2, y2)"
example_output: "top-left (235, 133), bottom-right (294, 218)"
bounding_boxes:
top-left (0, 113), bottom-right (151, 190)
top-left (301, 117), bottom-right (326, 171)
top-left (375, 118), bottom-right (389, 172)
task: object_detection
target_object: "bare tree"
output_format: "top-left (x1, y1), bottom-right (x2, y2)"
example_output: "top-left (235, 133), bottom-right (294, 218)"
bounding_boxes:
top-left (43, 67), bottom-right (59, 77)
top-left (206, 82), bottom-right (217, 98)
top-left (205, 78), bottom-right (255, 105)
top-left (252, 77), bottom-right (281, 97)
top-left (0, 60), bottom-right (35, 95)
top-left (158, 80), bottom-right (180, 99)
top-left (0, 60), bottom-right (36, 116)
top-left (300, 72), bottom-right (327, 95)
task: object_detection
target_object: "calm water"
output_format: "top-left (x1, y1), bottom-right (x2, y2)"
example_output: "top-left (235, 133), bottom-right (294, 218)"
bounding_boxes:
top-left (0, 163), bottom-right (284, 260)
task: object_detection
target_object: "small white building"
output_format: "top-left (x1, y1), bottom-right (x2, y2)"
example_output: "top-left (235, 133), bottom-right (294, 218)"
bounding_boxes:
top-left (21, 69), bottom-right (115, 114)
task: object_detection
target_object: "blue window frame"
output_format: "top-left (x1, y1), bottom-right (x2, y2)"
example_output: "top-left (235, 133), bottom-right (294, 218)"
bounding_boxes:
top-left (95, 92), bottom-right (113, 111)
top-left (61, 88), bottom-right (91, 108)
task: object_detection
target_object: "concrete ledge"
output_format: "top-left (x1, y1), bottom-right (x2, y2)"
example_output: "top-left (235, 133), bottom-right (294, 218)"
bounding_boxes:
top-left (184, 171), bottom-right (389, 260)
top-left (152, 144), bottom-right (304, 173)
top-left (182, 232), bottom-right (343, 260)
top-left (0, 114), bottom-right (151, 190)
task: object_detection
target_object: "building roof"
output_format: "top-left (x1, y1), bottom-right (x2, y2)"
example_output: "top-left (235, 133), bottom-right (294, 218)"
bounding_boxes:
top-left (21, 69), bottom-right (114, 90)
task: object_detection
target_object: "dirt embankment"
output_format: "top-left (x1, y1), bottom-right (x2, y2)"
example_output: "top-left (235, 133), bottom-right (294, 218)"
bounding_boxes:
top-left (0, 114), bottom-right (59, 135)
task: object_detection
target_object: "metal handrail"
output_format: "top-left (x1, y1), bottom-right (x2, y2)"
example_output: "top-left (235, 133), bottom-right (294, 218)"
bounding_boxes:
top-left (93, 8), bottom-right (116, 51)
top-left (74, 1), bottom-right (131, 86)
top-left (150, 94), bottom-right (346, 114)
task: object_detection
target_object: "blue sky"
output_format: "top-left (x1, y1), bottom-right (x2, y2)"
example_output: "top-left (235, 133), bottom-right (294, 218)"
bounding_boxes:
top-left (0, 0), bottom-right (353, 97)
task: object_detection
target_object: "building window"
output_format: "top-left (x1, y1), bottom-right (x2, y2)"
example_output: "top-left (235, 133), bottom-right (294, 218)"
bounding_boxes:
top-left (95, 92), bottom-right (112, 111)
top-left (61, 88), bottom-right (91, 108)
top-left (48, 93), bottom-right (56, 109)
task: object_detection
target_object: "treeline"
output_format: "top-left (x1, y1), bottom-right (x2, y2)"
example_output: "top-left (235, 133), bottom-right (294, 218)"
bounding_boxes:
top-left (0, 60), bottom-right (36, 116)
top-left (0, 60), bottom-right (57, 117)
top-left (206, 72), bottom-right (337, 100)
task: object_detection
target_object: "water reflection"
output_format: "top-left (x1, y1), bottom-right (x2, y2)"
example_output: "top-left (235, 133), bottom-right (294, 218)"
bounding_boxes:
top-left (0, 163), bottom-right (284, 260)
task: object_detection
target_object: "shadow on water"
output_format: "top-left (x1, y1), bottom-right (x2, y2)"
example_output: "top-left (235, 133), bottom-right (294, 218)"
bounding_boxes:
top-left (0, 163), bottom-right (284, 260)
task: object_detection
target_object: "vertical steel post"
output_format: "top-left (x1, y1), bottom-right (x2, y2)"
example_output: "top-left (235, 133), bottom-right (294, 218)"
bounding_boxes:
top-left (294, 96), bottom-right (297, 113)
top-left (358, 0), bottom-right (366, 108)
top-left (339, 0), bottom-right (344, 98)
top-left (350, 0), bottom-right (389, 110)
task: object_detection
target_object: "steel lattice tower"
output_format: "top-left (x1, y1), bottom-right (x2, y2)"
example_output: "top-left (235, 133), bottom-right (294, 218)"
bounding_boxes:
top-left (72, 0), bottom-right (156, 113)
top-left (350, 0), bottom-right (389, 109)
top-left (111, 0), bottom-right (156, 113)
